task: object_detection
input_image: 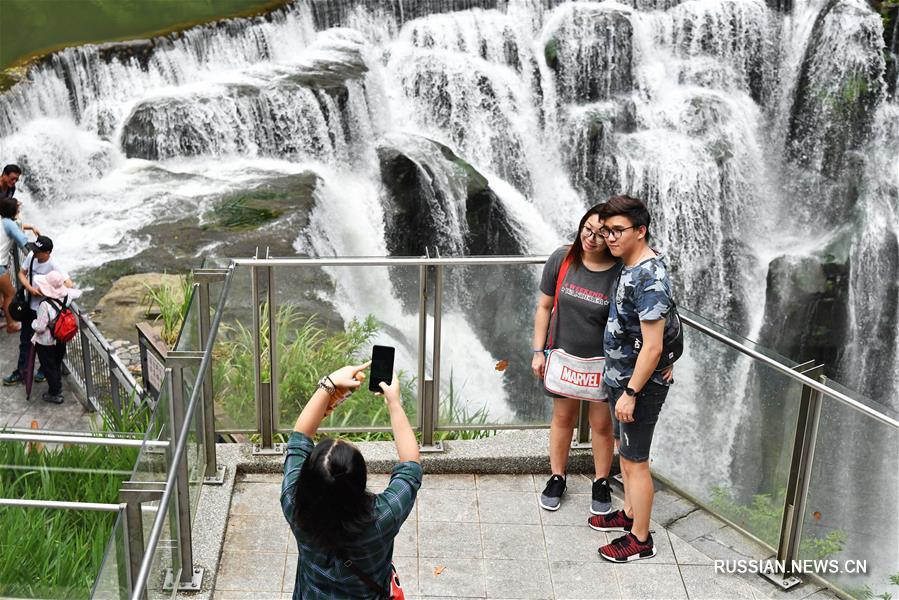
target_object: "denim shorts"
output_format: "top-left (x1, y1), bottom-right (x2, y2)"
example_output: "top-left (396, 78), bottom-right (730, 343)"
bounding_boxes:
top-left (607, 380), bottom-right (669, 463)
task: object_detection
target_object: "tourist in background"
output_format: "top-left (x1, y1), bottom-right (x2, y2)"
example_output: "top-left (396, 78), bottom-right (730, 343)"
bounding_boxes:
top-left (532, 203), bottom-right (622, 514)
top-left (0, 164), bottom-right (22, 199)
top-left (282, 362), bottom-right (420, 599)
top-left (588, 195), bottom-right (675, 562)
top-left (30, 271), bottom-right (81, 404)
top-left (3, 236), bottom-right (72, 387)
top-left (0, 197), bottom-right (29, 333)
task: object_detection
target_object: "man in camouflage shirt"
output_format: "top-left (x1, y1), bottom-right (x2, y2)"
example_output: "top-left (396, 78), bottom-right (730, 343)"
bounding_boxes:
top-left (587, 195), bottom-right (674, 564)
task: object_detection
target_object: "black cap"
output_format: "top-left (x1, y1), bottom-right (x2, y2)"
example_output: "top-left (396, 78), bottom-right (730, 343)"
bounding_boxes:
top-left (31, 235), bottom-right (53, 253)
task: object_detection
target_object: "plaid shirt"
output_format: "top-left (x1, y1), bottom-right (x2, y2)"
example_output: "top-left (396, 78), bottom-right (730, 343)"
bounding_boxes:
top-left (281, 431), bottom-right (422, 599)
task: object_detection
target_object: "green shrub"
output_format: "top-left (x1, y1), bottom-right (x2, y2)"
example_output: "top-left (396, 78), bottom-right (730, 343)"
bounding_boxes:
top-left (711, 486), bottom-right (845, 559)
top-left (143, 274), bottom-right (194, 348)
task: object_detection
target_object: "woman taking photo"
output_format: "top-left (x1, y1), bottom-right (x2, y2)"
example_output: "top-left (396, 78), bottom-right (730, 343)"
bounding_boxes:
top-left (281, 361), bottom-right (421, 599)
top-left (532, 204), bottom-right (622, 514)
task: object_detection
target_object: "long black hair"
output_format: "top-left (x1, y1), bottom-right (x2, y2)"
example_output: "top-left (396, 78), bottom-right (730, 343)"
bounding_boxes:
top-left (0, 197), bottom-right (17, 220)
top-left (564, 203), bottom-right (610, 270)
top-left (293, 437), bottom-right (375, 551)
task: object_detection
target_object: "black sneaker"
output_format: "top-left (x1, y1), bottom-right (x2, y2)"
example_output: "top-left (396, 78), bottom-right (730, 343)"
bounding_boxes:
top-left (591, 477), bottom-right (613, 515)
top-left (540, 474), bottom-right (566, 511)
top-left (41, 392), bottom-right (64, 404)
top-left (2, 371), bottom-right (23, 386)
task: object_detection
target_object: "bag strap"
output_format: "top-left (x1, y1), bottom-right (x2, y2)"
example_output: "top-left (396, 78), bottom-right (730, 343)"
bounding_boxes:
top-left (23, 255), bottom-right (36, 299)
top-left (336, 551), bottom-right (390, 599)
top-left (546, 254), bottom-right (573, 350)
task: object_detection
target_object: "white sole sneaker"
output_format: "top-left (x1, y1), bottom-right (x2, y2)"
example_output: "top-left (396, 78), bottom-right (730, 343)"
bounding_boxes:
top-left (539, 497), bottom-right (562, 511)
top-left (599, 546), bottom-right (656, 562)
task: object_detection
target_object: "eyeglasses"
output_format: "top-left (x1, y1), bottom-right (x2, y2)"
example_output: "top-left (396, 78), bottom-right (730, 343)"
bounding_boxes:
top-left (598, 225), bottom-right (637, 240)
top-left (581, 226), bottom-right (603, 241)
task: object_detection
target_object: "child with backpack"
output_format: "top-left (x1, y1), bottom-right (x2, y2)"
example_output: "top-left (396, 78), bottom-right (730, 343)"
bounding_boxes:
top-left (31, 270), bottom-right (81, 404)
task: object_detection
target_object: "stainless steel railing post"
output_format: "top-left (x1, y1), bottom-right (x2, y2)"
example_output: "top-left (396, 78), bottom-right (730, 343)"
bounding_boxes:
top-left (763, 363), bottom-right (825, 590)
top-left (251, 255), bottom-right (282, 455)
top-left (420, 264), bottom-right (444, 452)
top-left (194, 269), bottom-right (228, 483)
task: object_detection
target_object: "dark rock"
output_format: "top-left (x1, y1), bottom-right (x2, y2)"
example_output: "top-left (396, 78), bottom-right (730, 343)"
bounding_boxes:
top-left (544, 4), bottom-right (634, 104)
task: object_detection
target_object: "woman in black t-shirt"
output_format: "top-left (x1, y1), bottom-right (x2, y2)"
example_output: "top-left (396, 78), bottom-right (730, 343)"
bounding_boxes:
top-left (531, 203), bottom-right (622, 515)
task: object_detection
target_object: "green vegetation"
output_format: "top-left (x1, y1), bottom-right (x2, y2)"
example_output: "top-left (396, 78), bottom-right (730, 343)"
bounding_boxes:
top-left (210, 193), bottom-right (285, 231)
top-left (852, 573), bottom-right (899, 600)
top-left (212, 304), bottom-right (496, 441)
top-left (0, 402), bottom-right (151, 599)
top-left (544, 38), bottom-right (560, 69)
top-left (0, 0), bottom-right (287, 72)
top-left (143, 274), bottom-right (194, 348)
top-left (710, 486), bottom-right (845, 559)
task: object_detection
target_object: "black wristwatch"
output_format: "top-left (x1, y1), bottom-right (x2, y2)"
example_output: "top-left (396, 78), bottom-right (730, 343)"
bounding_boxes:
top-left (625, 387), bottom-right (637, 397)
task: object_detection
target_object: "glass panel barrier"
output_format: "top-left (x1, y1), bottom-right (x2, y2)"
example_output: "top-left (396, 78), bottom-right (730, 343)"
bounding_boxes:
top-left (173, 285), bottom-right (200, 353)
top-left (652, 321), bottom-right (802, 549)
top-left (0, 504), bottom-right (119, 599)
top-left (91, 510), bottom-right (128, 599)
top-left (179, 360), bottom-right (205, 531)
top-left (273, 263), bottom-right (421, 433)
top-left (438, 263), bottom-right (550, 428)
top-left (798, 385), bottom-right (899, 596)
top-left (212, 264), bottom-right (257, 433)
top-left (144, 488), bottom-right (181, 600)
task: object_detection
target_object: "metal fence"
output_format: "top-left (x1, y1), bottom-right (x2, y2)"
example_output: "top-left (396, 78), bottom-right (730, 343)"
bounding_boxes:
top-left (7, 245), bottom-right (143, 414)
top-left (3, 255), bottom-right (897, 599)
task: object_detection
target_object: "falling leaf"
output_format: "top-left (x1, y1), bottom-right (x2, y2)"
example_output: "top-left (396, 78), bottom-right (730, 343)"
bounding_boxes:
top-left (495, 360), bottom-right (509, 372)
top-left (433, 565), bottom-right (445, 576)
top-left (813, 511), bottom-right (821, 522)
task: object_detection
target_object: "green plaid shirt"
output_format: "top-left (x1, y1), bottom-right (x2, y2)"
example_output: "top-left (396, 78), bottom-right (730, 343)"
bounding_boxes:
top-left (281, 431), bottom-right (423, 599)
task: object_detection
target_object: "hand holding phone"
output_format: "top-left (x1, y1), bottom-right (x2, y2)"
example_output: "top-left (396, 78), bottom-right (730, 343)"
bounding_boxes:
top-left (369, 345), bottom-right (395, 392)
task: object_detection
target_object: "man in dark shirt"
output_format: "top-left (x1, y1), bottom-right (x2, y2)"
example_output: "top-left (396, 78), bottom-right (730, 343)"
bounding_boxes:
top-left (587, 195), bottom-right (675, 563)
top-left (0, 165), bottom-right (22, 198)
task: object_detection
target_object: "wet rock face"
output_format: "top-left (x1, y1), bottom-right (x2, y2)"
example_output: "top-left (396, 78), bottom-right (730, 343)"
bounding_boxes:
top-left (758, 240), bottom-right (851, 370)
top-left (786, 0), bottom-right (885, 180)
top-left (377, 135), bottom-right (523, 258)
top-left (544, 4), bottom-right (634, 104)
top-left (120, 27), bottom-right (368, 161)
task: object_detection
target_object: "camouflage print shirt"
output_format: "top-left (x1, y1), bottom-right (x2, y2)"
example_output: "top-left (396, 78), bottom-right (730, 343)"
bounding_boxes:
top-left (603, 254), bottom-right (674, 389)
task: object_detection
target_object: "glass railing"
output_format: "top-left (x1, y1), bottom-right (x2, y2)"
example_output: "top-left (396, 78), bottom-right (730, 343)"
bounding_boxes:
top-left (800, 381), bottom-right (899, 597)
top-left (18, 255), bottom-right (894, 600)
top-left (651, 320), bottom-right (804, 548)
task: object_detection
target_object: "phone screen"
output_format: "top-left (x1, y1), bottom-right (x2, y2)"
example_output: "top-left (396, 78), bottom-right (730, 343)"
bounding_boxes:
top-left (369, 345), bottom-right (395, 392)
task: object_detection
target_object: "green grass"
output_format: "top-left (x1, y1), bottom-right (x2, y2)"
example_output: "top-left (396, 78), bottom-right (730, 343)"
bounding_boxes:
top-left (0, 0), bottom-right (288, 72)
top-left (0, 401), bottom-right (151, 599)
top-left (143, 274), bottom-right (194, 348)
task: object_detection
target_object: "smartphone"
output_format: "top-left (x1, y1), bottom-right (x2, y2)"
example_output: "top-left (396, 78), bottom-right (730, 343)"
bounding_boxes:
top-left (369, 345), bottom-right (395, 392)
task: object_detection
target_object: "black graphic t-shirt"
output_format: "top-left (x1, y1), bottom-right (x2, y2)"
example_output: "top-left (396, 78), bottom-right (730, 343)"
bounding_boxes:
top-left (540, 246), bottom-right (623, 358)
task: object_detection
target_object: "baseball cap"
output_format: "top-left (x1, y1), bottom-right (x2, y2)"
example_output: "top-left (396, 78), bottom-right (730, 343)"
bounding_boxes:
top-left (29, 235), bottom-right (54, 253)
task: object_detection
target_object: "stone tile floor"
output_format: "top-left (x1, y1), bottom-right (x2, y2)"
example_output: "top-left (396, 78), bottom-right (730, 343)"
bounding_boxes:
top-left (0, 330), bottom-right (94, 431)
top-left (212, 473), bottom-right (842, 600)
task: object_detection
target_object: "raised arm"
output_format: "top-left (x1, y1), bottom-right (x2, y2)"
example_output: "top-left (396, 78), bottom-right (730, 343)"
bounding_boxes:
top-left (379, 374), bottom-right (419, 464)
top-left (293, 362), bottom-right (370, 437)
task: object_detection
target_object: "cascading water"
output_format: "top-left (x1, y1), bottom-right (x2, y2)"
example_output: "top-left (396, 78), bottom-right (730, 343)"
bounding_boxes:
top-left (1, 0), bottom-right (896, 591)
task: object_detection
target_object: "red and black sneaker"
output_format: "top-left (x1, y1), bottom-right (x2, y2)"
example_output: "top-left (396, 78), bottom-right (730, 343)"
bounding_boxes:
top-left (588, 509), bottom-right (633, 532)
top-left (599, 532), bottom-right (656, 562)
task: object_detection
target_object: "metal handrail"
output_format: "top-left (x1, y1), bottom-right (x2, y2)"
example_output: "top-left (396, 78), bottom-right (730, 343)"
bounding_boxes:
top-left (230, 254), bottom-right (899, 432)
top-left (680, 314), bottom-right (899, 430)
top-left (127, 254), bottom-right (899, 600)
top-left (0, 432), bottom-right (169, 448)
top-left (129, 265), bottom-right (235, 600)
top-left (0, 498), bottom-right (124, 511)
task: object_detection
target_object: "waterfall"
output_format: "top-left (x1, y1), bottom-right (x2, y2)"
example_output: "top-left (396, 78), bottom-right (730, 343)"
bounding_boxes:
top-left (1, 0), bottom-right (897, 591)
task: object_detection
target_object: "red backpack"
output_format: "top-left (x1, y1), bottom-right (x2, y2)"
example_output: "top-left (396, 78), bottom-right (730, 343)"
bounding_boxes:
top-left (45, 297), bottom-right (78, 343)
